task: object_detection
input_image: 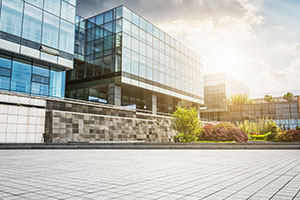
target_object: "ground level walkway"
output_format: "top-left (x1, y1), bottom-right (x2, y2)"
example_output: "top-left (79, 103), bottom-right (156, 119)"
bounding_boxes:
top-left (0, 150), bottom-right (300, 199)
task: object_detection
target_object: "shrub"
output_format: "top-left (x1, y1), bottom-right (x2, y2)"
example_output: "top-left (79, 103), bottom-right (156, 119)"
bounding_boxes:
top-left (171, 106), bottom-right (203, 143)
top-left (277, 130), bottom-right (300, 142)
top-left (238, 118), bottom-right (280, 141)
top-left (296, 126), bottom-right (300, 130)
top-left (201, 122), bottom-right (248, 143)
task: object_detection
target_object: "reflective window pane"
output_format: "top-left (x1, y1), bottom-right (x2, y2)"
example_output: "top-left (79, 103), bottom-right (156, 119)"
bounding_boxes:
top-left (131, 12), bottom-right (139, 26)
top-left (49, 68), bottom-right (65, 97)
top-left (44, 0), bottom-right (61, 16)
top-left (64, 0), bottom-right (76, 6)
top-left (0, 67), bottom-right (11, 77)
top-left (22, 3), bottom-right (43, 43)
top-left (31, 82), bottom-right (48, 96)
top-left (11, 60), bottom-right (32, 93)
top-left (0, 0), bottom-right (23, 37)
top-left (0, 55), bottom-right (12, 69)
top-left (42, 12), bottom-right (59, 49)
top-left (25, 0), bottom-right (44, 8)
top-left (140, 18), bottom-right (146, 30)
top-left (104, 10), bottom-right (113, 23)
top-left (59, 19), bottom-right (75, 53)
top-left (61, 1), bottom-right (76, 23)
top-left (116, 6), bottom-right (123, 19)
top-left (33, 65), bottom-right (50, 77)
top-left (123, 33), bottom-right (131, 49)
top-left (0, 76), bottom-right (10, 90)
top-left (131, 51), bottom-right (139, 76)
top-left (122, 6), bottom-right (131, 21)
top-left (131, 24), bottom-right (139, 39)
top-left (95, 14), bottom-right (103, 25)
top-left (123, 19), bottom-right (131, 35)
top-left (32, 74), bottom-right (49, 84)
top-left (122, 47), bottom-right (131, 73)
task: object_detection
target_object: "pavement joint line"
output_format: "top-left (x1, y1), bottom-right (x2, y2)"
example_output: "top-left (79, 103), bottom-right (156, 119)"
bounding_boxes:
top-left (217, 156), bottom-right (300, 199)
top-left (245, 157), bottom-right (300, 200)
top-left (176, 154), bottom-right (286, 199)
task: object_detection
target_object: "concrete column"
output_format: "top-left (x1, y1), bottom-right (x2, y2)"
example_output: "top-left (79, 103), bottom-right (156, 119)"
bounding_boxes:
top-left (152, 94), bottom-right (157, 115)
top-left (107, 83), bottom-right (121, 106)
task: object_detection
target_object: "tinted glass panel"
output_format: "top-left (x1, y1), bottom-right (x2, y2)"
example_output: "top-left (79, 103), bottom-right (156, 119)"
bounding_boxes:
top-left (0, 76), bottom-right (10, 90)
top-left (33, 65), bottom-right (50, 77)
top-left (122, 6), bottom-right (131, 21)
top-left (11, 60), bottom-right (32, 93)
top-left (26, 0), bottom-right (44, 8)
top-left (42, 12), bottom-right (59, 48)
top-left (0, 0), bottom-right (23, 37)
top-left (31, 82), bottom-right (48, 96)
top-left (32, 74), bottom-right (49, 84)
top-left (44, 0), bottom-right (61, 16)
top-left (49, 68), bottom-right (65, 97)
top-left (0, 55), bottom-right (12, 69)
top-left (22, 3), bottom-right (43, 43)
top-left (61, 1), bottom-right (76, 23)
top-left (0, 67), bottom-right (11, 77)
top-left (59, 19), bottom-right (75, 53)
top-left (104, 10), bottom-right (113, 23)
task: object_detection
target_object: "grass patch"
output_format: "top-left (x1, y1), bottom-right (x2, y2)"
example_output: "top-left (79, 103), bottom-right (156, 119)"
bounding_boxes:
top-left (196, 141), bottom-right (237, 143)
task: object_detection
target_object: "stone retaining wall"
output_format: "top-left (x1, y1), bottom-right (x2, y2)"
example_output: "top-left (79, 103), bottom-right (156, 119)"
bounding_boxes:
top-left (44, 99), bottom-right (177, 143)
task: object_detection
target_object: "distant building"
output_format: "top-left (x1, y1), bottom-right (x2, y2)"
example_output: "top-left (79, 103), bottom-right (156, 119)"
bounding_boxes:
top-left (66, 6), bottom-right (204, 114)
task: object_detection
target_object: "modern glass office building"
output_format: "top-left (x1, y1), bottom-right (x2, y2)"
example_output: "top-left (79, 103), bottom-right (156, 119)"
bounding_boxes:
top-left (66, 6), bottom-right (204, 113)
top-left (203, 73), bottom-right (250, 113)
top-left (0, 0), bottom-right (76, 98)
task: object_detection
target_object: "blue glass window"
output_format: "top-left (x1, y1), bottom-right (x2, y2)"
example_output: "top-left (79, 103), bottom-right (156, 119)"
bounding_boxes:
top-left (49, 68), bottom-right (65, 98)
top-left (0, 55), bottom-right (12, 69)
top-left (22, 3), bottom-right (43, 43)
top-left (31, 82), bottom-right (48, 96)
top-left (146, 22), bottom-right (153, 34)
top-left (33, 65), bottom-right (50, 77)
top-left (104, 22), bottom-right (113, 32)
top-left (25, 0), bottom-right (44, 8)
top-left (59, 19), bottom-right (75, 53)
top-left (42, 12), bottom-right (59, 49)
top-left (44, 0), bottom-right (61, 16)
top-left (140, 18), bottom-right (146, 30)
top-left (140, 29), bottom-right (146, 42)
top-left (104, 10), bottom-right (113, 23)
top-left (0, 67), bottom-right (11, 77)
top-left (95, 14), bottom-right (103, 25)
top-left (115, 19), bottom-right (122, 33)
top-left (0, 0), bottom-right (23, 37)
top-left (61, 1), bottom-right (76, 23)
top-left (116, 6), bottom-right (123, 19)
top-left (11, 60), bottom-right (32, 93)
top-left (0, 76), bottom-right (10, 90)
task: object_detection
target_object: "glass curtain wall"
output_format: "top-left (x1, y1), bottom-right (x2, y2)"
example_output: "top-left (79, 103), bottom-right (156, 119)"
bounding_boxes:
top-left (0, 54), bottom-right (65, 97)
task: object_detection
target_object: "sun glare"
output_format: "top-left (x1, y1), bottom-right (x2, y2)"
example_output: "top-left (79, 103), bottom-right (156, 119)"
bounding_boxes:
top-left (213, 48), bottom-right (241, 74)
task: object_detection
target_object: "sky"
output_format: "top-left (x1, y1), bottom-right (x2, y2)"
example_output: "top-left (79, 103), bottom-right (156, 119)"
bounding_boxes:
top-left (77, 0), bottom-right (300, 98)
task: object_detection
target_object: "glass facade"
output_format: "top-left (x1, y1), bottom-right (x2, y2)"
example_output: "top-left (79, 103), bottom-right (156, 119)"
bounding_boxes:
top-left (203, 73), bottom-right (250, 111)
top-left (0, 54), bottom-right (65, 97)
top-left (67, 6), bottom-right (204, 112)
top-left (0, 0), bottom-right (77, 98)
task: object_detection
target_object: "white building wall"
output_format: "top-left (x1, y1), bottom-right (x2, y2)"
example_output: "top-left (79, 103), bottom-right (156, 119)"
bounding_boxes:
top-left (0, 93), bottom-right (46, 143)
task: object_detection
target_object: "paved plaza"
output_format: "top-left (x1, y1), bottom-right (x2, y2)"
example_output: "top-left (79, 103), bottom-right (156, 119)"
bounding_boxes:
top-left (0, 150), bottom-right (300, 200)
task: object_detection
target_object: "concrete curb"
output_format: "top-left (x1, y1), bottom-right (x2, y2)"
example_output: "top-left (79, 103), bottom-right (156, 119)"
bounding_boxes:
top-left (1, 142), bottom-right (300, 150)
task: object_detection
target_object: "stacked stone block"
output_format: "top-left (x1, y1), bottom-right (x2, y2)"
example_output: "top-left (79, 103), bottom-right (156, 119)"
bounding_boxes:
top-left (44, 100), bottom-right (176, 143)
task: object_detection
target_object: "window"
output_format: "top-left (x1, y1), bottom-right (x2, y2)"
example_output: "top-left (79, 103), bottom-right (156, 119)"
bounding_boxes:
top-left (22, 3), bottom-right (43, 43)
top-left (0, 55), bottom-right (12, 91)
top-left (122, 6), bottom-right (131, 21)
top-left (139, 42), bottom-right (146, 56)
top-left (26, 0), bottom-right (44, 8)
top-left (115, 19), bottom-right (122, 33)
top-left (59, 19), bottom-right (75, 53)
top-left (0, 0), bottom-right (23, 37)
top-left (146, 33), bottom-right (153, 46)
top-left (146, 58), bottom-right (153, 80)
top-left (42, 12), bottom-right (60, 49)
top-left (123, 19), bottom-right (131, 35)
top-left (131, 24), bottom-right (139, 39)
top-left (31, 82), bottom-right (48, 96)
top-left (61, 1), bottom-right (76, 23)
top-left (115, 6), bottom-right (123, 19)
top-left (131, 51), bottom-right (139, 76)
top-left (49, 68), bottom-right (65, 97)
top-left (122, 47), bottom-right (131, 73)
top-left (0, 76), bottom-right (10, 90)
top-left (64, 0), bottom-right (76, 6)
top-left (11, 59), bottom-right (32, 93)
top-left (139, 55), bottom-right (146, 78)
top-left (146, 45), bottom-right (153, 59)
top-left (140, 18), bottom-right (147, 30)
top-left (131, 12), bottom-right (139, 26)
top-left (131, 37), bottom-right (139, 53)
top-left (123, 33), bottom-right (131, 49)
top-left (140, 29), bottom-right (146, 42)
top-left (95, 14), bottom-right (103, 25)
top-left (0, 55), bottom-right (12, 69)
top-left (104, 10), bottom-right (113, 23)
top-left (44, 0), bottom-right (61, 16)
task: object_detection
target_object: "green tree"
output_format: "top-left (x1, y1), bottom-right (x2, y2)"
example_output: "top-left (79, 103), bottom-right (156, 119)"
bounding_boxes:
top-left (230, 94), bottom-right (253, 105)
top-left (283, 92), bottom-right (294, 119)
top-left (264, 95), bottom-right (274, 103)
top-left (283, 92), bottom-right (294, 102)
top-left (171, 106), bottom-right (203, 143)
